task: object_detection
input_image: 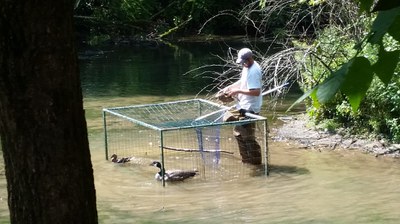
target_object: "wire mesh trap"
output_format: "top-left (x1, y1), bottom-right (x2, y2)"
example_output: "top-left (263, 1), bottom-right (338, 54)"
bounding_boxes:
top-left (103, 99), bottom-right (269, 185)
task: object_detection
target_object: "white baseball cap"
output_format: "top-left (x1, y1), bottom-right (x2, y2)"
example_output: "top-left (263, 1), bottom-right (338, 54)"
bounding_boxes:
top-left (236, 48), bottom-right (253, 64)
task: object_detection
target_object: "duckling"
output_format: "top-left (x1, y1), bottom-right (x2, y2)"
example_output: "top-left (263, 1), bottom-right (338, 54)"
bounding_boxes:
top-left (150, 161), bottom-right (198, 182)
top-left (110, 154), bottom-right (131, 163)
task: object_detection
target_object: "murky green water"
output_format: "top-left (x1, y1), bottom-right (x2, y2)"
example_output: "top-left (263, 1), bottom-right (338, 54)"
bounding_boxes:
top-left (87, 96), bottom-right (400, 224)
top-left (1, 42), bottom-right (399, 223)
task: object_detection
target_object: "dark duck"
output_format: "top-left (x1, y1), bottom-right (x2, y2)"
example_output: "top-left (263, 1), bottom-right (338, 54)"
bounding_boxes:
top-left (110, 154), bottom-right (131, 163)
top-left (150, 161), bottom-right (198, 182)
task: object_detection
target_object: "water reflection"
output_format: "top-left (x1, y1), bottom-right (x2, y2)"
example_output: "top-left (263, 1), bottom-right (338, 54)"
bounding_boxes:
top-left (79, 41), bottom-right (234, 97)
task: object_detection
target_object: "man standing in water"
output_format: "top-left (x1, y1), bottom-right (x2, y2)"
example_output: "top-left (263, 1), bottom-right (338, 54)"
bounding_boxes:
top-left (219, 48), bottom-right (263, 165)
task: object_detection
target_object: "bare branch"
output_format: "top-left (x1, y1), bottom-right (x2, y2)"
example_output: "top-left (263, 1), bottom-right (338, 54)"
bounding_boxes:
top-left (189, 0), bottom-right (364, 111)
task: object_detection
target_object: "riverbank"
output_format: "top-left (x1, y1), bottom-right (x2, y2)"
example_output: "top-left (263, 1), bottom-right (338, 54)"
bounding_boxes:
top-left (271, 114), bottom-right (400, 158)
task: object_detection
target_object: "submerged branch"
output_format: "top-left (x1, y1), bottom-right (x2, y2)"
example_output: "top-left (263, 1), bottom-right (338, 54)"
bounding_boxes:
top-left (162, 145), bottom-right (234, 155)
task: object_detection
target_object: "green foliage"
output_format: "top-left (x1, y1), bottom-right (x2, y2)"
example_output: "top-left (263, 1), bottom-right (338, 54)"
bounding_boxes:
top-left (120, 0), bottom-right (156, 20)
top-left (361, 76), bottom-right (400, 141)
top-left (369, 7), bottom-right (400, 44)
top-left (89, 0), bottom-right (156, 21)
top-left (373, 47), bottom-right (400, 84)
top-left (339, 57), bottom-right (373, 111)
top-left (295, 1), bottom-right (400, 142)
top-left (294, 1), bottom-right (400, 113)
top-left (88, 34), bottom-right (111, 45)
top-left (294, 26), bottom-right (361, 109)
top-left (356, 0), bottom-right (374, 12)
top-left (74, 0), bottom-right (245, 41)
top-left (319, 119), bottom-right (340, 134)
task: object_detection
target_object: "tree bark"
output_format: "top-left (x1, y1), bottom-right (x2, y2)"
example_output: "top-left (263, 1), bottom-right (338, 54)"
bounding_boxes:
top-left (0, 1), bottom-right (98, 223)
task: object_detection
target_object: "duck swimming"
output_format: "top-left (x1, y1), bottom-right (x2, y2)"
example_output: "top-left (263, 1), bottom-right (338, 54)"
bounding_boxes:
top-left (150, 161), bottom-right (198, 182)
top-left (110, 154), bottom-right (131, 163)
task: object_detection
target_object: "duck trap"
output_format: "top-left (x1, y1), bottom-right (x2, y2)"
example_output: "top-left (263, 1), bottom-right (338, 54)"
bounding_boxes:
top-left (103, 99), bottom-right (269, 185)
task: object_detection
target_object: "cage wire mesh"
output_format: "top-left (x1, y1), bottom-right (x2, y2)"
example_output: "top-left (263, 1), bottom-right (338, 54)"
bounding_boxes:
top-left (103, 99), bottom-right (269, 183)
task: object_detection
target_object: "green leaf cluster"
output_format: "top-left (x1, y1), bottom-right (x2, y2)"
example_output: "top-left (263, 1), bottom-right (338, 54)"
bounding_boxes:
top-left (295, 1), bottom-right (400, 112)
top-left (361, 77), bottom-right (400, 142)
top-left (294, 0), bottom-right (400, 142)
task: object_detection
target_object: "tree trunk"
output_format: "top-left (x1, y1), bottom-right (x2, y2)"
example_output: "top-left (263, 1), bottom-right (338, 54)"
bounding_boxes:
top-left (0, 1), bottom-right (98, 223)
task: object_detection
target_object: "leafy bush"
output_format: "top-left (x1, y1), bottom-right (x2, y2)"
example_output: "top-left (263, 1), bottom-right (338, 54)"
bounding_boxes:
top-left (298, 18), bottom-right (400, 143)
top-left (360, 75), bottom-right (400, 141)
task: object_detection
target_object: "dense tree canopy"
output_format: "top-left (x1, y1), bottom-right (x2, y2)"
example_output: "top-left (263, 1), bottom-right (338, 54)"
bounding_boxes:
top-left (74, 0), bottom-right (246, 43)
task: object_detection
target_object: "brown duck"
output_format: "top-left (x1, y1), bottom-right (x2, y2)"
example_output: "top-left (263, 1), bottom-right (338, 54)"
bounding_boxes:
top-left (110, 154), bottom-right (131, 163)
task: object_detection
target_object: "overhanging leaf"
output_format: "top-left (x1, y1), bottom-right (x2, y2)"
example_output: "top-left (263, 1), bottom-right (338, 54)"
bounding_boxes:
top-left (286, 87), bottom-right (317, 112)
top-left (369, 6), bottom-right (400, 44)
top-left (372, 0), bottom-right (400, 12)
top-left (310, 88), bottom-right (320, 108)
top-left (388, 13), bottom-right (400, 41)
top-left (316, 62), bottom-right (348, 103)
top-left (372, 47), bottom-right (400, 85)
top-left (340, 57), bottom-right (373, 112)
top-left (357, 0), bottom-right (374, 13)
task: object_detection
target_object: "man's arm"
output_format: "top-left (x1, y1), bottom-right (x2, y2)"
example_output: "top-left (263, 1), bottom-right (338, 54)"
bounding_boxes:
top-left (227, 88), bottom-right (260, 97)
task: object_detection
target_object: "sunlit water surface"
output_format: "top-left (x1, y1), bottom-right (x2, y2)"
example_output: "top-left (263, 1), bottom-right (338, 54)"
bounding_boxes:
top-left (1, 43), bottom-right (400, 223)
top-left (87, 98), bottom-right (400, 224)
top-left (2, 96), bottom-right (399, 223)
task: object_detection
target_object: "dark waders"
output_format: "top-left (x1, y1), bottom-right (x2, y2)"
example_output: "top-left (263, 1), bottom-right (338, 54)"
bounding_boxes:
top-left (224, 109), bottom-right (262, 165)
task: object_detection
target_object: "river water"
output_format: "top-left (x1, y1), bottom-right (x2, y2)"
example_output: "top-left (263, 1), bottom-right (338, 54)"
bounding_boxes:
top-left (1, 41), bottom-right (400, 223)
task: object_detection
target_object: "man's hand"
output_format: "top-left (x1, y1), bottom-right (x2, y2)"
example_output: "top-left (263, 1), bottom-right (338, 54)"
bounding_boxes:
top-left (216, 90), bottom-right (234, 103)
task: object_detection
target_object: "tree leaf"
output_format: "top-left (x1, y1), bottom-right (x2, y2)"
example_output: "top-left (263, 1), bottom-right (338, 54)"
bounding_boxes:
top-left (373, 47), bottom-right (400, 85)
top-left (372, 0), bottom-right (400, 12)
top-left (286, 87), bottom-right (316, 112)
top-left (340, 57), bottom-right (373, 111)
top-left (357, 0), bottom-right (374, 13)
top-left (316, 63), bottom-right (348, 103)
top-left (369, 7), bottom-right (400, 44)
top-left (388, 13), bottom-right (400, 41)
top-left (310, 88), bottom-right (320, 108)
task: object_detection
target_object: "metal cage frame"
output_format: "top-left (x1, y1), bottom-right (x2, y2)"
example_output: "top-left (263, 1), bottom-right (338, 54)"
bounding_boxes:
top-left (103, 99), bottom-right (269, 186)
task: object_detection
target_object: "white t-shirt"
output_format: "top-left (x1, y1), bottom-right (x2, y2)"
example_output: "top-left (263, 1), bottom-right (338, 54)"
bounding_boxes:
top-left (236, 61), bottom-right (263, 113)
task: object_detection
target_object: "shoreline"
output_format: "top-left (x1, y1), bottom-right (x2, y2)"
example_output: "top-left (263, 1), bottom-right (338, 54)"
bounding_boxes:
top-left (271, 114), bottom-right (400, 158)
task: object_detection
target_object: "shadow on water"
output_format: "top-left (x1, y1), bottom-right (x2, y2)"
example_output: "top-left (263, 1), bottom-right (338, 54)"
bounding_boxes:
top-left (249, 164), bottom-right (310, 177)
top-left (269, 164), bottom-right (310, 175)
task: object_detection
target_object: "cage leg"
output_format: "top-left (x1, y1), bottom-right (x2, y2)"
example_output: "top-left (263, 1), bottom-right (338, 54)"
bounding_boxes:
top-left (160, 130), bottom-right (166, 187)
top-left (263, 119), bottom-right (269, 176)
top-left (103, 110), bottom-right (109, 161)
